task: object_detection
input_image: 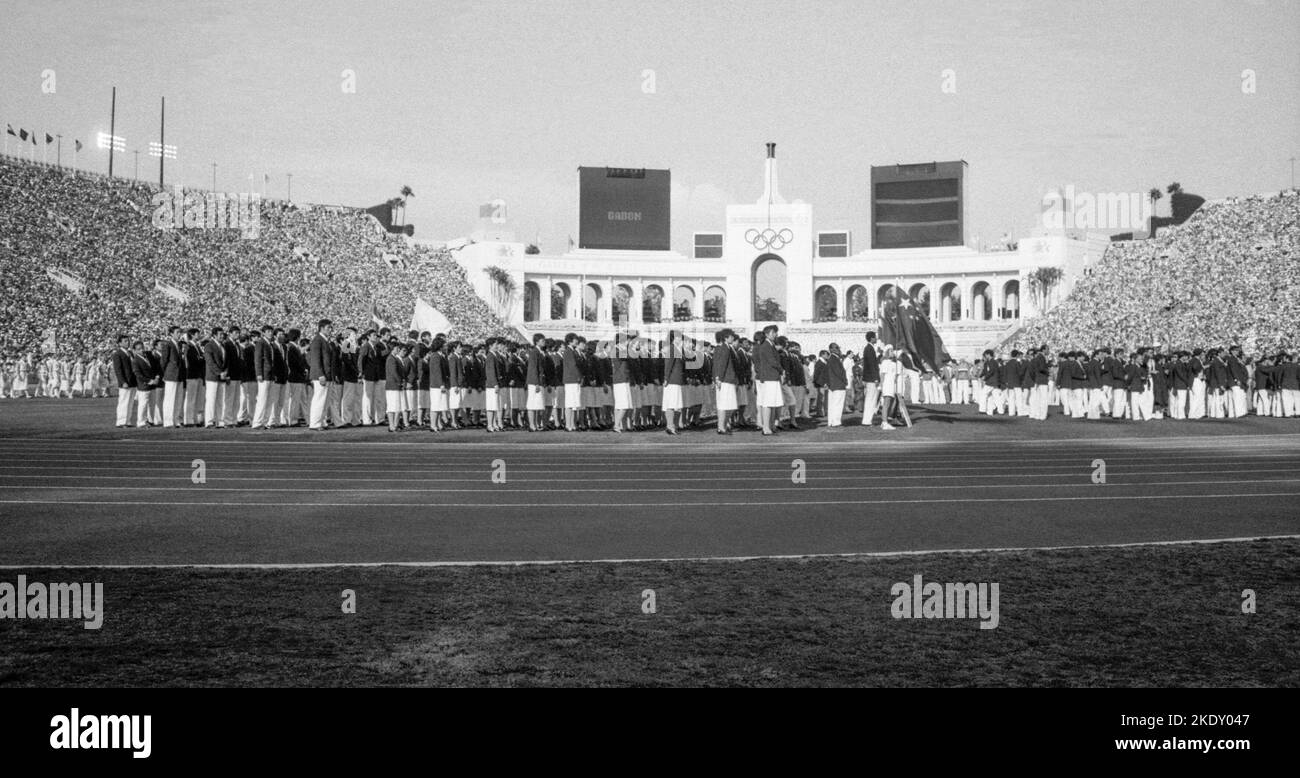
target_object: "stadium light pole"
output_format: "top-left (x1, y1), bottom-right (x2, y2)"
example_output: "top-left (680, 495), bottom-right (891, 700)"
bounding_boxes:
top-left (133, 150), bottom-right (140, 180)
top-left (108, 86), bottom-right (116, 177)
top-left (212, 162), bottom-right (217, 192)
top-left (287, 173), bottom-right (292, 201)
top-left (55, 134), bottom-right (62, 168)
top-left (158, 97), bottom-right (164, 187)
top-left (1291, 156), bottom-right (1296, 190)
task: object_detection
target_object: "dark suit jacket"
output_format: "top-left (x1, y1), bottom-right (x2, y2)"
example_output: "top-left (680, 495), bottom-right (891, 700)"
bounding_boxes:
top-left (826, 354), bottom-right (848, 391)
top-left (358, 342), bottom-right (385, 382)
top-left (253, 338), bottom-right (273, 381)
top-left (525, 348), bottom-right (544, 386)
top-left (1002, 359), bottom-right (1021, 389)
top-left (285, 343), bottom-right (307, 383)
top-left (222, 339), bottom-right (242, 383)
top-left (1227, 356), bottom-right (1248, 387)
top-left (860, 344), bottom-right (881, 383)
top-left (610, 354), bottom-right (629, 384)
top-left (340, 346), bottom-right (360, 382)
top-left (132, 353), bottom-right (158, 391)
top-left (328, 341), bottom-right (345, 383)
top-left (812, 358), bottom-right (828, 388)
top-left (203, 339), bottom-right (226, 382)
top-left (426, 352), bottom-right (447, 389)
top-left (183, 342), bottom-right (204, 380)
top-left (561, 347), bottom-right (582, 384)
top-left (664, 354), bottom-right (685, 386)
top-left (270, 342), bottom-right (289, 384)
top-left (1125, 363), bottom-right (1148, 392)
top-left (240, 342), bottom-right (255, 382)
top-left (784, 353), bottom-right (805, 387)
top-left (755, 341), bottom-right (782, 382)
top-left (308, 333), bottom-right (334, 382)
top-left (159, 339), bottom-right (183, 382)
top-left (712, 344), bottom-right (736, 384)
top-left (112, 348), bottom-right (136, 388)
top-left (385, 354), bottom-right (408, 388)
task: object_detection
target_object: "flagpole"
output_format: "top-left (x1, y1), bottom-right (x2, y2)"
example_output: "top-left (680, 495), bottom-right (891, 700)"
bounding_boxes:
top-left (56, 135), bottom-right (62, 168)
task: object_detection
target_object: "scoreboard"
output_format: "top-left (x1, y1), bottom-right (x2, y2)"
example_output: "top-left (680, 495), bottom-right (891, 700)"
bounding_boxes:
top-left (871, 161), bottom-right (967, 249)
top-left (577, 166), bottom-right (671, 251)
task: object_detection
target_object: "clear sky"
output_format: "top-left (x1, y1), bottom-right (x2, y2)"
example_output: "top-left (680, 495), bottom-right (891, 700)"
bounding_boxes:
top-left (3, 0), bottom-right (1297, 251)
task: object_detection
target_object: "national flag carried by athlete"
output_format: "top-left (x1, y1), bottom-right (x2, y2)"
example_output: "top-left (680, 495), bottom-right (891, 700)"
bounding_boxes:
top-left (409, 297), bottom-right (451, 336)
top-left (878, 285), bottom-right (951, 372)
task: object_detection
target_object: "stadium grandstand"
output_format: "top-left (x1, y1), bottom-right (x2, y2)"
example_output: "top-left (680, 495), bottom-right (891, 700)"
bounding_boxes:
top-left (0, 155), bottom-right (513, 359)
top-left (1015, 191), bottom-right (1300, 353)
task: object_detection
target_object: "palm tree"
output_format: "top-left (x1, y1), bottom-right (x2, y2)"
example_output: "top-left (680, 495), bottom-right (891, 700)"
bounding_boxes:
top-left (1166, 182), bottom-right (1181, 195)
top-left (395, 186), bottom-right (414, 226)
top-left (1028, 265), bottom-right (1063, 312)
top-left (1148, 188), bottom-right (1162, 227)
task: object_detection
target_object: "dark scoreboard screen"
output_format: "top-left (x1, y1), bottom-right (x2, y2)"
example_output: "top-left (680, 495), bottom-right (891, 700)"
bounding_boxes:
top-left (578, 167), bottom-right (671, 251)
top-left (871, 161), bottom-right (966, 249)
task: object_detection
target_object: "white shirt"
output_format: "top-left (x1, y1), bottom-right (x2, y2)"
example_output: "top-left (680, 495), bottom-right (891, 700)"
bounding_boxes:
top-left (879, 358), bottom-right (900, 397)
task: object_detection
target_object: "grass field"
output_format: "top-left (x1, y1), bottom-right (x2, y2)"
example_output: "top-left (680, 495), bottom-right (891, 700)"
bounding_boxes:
top-left (2, 539), bottom-right (1296, 687)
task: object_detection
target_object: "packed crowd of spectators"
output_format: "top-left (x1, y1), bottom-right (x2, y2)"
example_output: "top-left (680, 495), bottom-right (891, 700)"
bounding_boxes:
top-left (0, 156), bottom-right (512, 366)
top-left (1016, 191), bottom-right (1300, 353)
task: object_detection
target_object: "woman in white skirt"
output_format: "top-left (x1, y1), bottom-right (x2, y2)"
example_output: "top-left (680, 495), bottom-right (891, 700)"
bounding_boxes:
top-left (427, 340), bottom-right (449, 432)
top-left (662, 331), bottom-right (686, 434)
top-left (878, 347), bottom-right (901, 430)
top-left (384, 342), bottom-right (410, 432)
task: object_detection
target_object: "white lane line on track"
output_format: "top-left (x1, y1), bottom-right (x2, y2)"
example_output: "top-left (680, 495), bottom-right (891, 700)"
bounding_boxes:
top-left (1, 456), bottom-right (1294, 471)
top-left (5, 442), bottom-right (1294, 455)
top-left (3, 467), bottom-right (1295, 482)
top-left (2, 534), bottom-right (1296, 569)
top-left (4, 432), bottom-right (1299, 447)
top-left (2, 477), bottom-right (1299, 493)
top-left (4, 492), bottom-right (1300, 507)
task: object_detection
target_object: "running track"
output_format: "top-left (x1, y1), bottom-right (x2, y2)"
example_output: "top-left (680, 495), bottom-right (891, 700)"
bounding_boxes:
top-left (1, 428), bottom-right (1298, 565)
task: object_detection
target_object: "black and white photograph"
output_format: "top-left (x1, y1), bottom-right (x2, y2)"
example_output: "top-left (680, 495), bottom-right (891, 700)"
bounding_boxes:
top-left (0, 0), bottom-right (1296, 762)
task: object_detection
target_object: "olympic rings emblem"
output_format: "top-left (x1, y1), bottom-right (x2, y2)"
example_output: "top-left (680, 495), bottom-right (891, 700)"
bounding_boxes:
top-left (745, 227), bottom-right (793, 251)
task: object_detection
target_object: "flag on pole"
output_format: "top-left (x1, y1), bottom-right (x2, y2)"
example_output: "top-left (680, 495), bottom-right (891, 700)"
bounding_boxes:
top-left (74, 139), bottom-right (82, 152)
top-left (46, 268), bottom-right (86, 293)
top-left (45, 133), bottom-right (54, 144)
top-left (5, 125), bottom-right (15, 137)
top-left (153, 279), bottom-right (191, 304)
top-left (370, 301), bottom-right (388, 329)
top-left (409, 297), bottom-right (452, 336)
top-left (19, 129), bottom-right (28, 141)
top-left (878, 285), bottom-right (951, 373)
